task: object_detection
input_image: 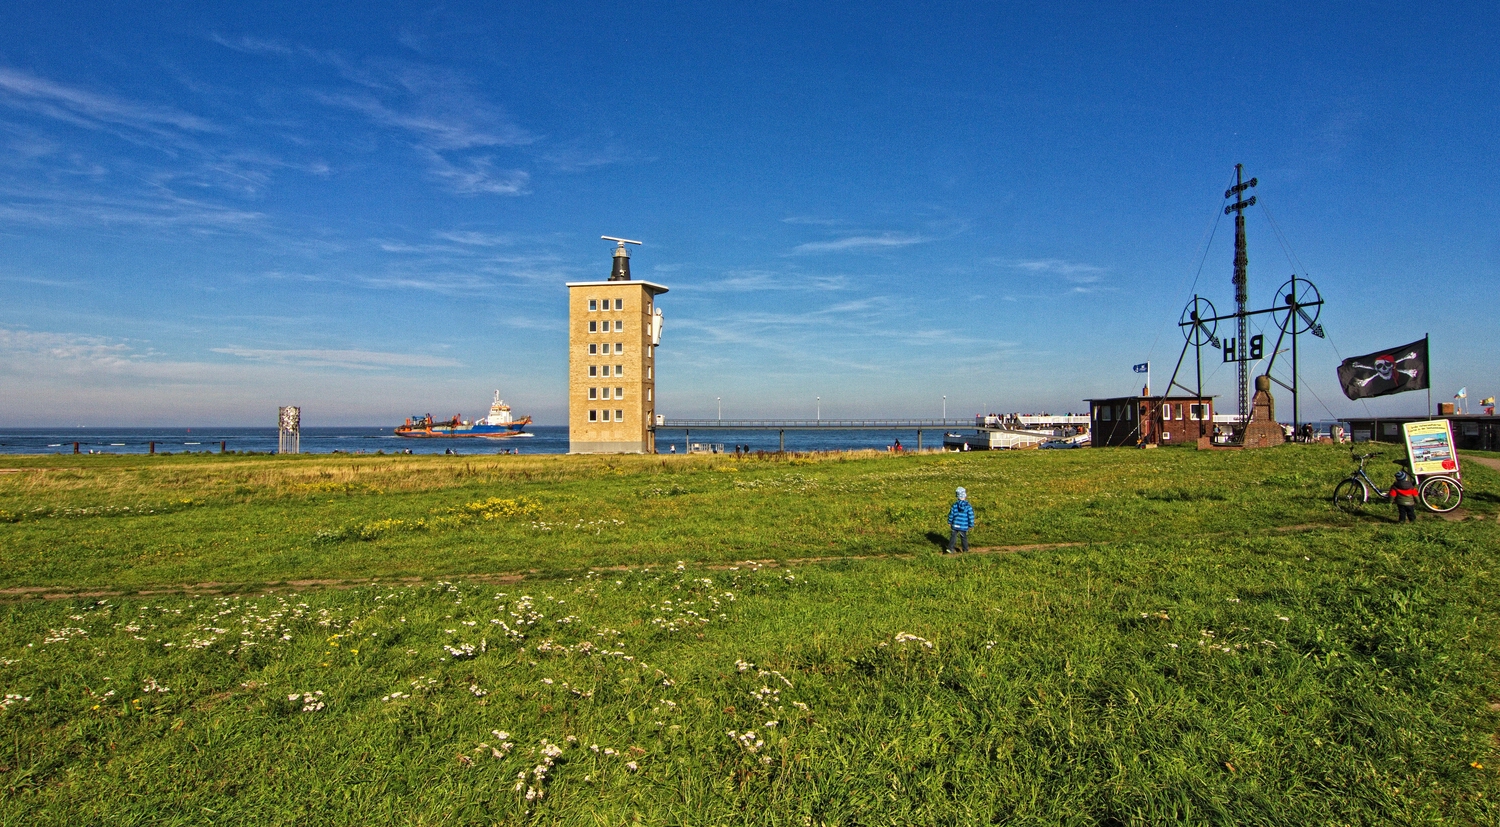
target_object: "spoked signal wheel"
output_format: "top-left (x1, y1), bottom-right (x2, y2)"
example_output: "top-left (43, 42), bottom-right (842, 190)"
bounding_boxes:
top-left (1419, 476), bottom-right (1463, 513)
top-left (1332, 479), bottom-right (1367, 514)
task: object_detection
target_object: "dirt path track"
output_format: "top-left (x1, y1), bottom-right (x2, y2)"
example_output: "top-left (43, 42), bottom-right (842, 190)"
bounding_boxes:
top-left (0, 523), bottom-right (1355, 603)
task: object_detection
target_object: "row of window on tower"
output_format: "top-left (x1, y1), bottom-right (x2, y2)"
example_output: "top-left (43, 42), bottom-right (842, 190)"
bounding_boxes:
top-left (588, 299), bottom-right (624, 311)
top-left (589, 319), bottom-right (624, 333)
top-left (589, 342), bottom-right (624, 355)
top-left (588, 409), bottom-right (626, 422)
top-left (588, 387), bottom-right (652, 402)
top-left (589, 364), bottom-right (624, 377)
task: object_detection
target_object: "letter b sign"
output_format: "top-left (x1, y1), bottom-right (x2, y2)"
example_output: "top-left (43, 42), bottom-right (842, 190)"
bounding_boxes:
top-left (1222, 334), bottom-right (1264, 362)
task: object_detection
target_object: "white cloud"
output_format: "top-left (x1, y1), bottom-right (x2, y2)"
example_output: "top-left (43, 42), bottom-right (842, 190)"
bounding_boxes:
top-left (791, 233), bottom-right (927, 254)
top-left (434, 230), bottom-right (512, 247)
top-left (0, 328), bottom-right (143, 368)
top-left (211, 346), bottom-right (462, 370)
top-left (0, 66), bottom-right (218, 138)
top-left (1009, 258), bottom-right (1106, 280)
top-left (419, 151), bottom-right (529, 195)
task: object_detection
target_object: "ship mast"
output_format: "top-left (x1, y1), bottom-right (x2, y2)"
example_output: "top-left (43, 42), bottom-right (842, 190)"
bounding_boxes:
top-left (1225, 164), bottom-right (1257, 423)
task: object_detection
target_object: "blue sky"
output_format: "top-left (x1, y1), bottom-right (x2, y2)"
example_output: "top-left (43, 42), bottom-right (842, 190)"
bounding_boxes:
top-left (0, 3), bottom-right (1494, 426)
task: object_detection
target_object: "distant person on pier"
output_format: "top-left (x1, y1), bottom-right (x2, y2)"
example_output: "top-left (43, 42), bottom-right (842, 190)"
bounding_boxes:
top-left (945, 487), bottom-right (976, 554)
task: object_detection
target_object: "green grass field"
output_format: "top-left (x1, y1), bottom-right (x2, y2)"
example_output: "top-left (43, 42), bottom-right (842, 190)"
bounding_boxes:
top-left (0, 446), bottom-right (1497, 825)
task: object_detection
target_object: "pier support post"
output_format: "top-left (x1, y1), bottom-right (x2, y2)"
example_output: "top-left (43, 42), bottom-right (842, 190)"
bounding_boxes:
top-left (916, 429), bottom-right (922, 452)
top-left (149, 442), bottom-right (155, 455)
top-left (779, 429), bottom-right (784, 453)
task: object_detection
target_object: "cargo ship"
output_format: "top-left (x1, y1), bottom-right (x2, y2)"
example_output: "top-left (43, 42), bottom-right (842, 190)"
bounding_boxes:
top-left (395, 391), bottom-right (532, 439)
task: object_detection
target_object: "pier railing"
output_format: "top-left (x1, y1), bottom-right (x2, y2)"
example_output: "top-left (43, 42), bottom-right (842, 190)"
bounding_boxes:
top-left (656, 418), bottom-right (975, 430)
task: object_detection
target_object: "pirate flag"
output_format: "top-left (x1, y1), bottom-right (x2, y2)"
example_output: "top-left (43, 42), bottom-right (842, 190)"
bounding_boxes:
top-left (1337, 337), bottom-right (1429, 400)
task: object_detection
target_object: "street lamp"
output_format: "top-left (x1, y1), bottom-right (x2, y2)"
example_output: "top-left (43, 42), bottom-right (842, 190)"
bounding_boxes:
top-left (943, 395), bottom-right (947, 419)
top-left (717, 397), bottom-right (721, 421)
top-left (816, 397), bottom-right (821, 421)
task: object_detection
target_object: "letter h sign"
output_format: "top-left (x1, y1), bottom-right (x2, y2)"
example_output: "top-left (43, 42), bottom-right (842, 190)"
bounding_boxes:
top-left (1222, 335), bottom-right (1263, 363)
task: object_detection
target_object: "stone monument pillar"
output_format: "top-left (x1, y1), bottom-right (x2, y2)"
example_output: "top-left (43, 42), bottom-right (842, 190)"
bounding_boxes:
top-left (1239, 375), bottom-right (1285, 448)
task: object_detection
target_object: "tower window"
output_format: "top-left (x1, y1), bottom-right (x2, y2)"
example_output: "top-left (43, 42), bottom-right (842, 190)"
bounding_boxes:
top-left (588, 321), bottom-right (597, 333)
top-left (614, 320), bottom-right (623, 332)
top-left (588, 409), bottom-right (597, 422)
top-left (588, 299), bottom-right (597, 311)
top-left (602, 388), bottom-right (612, 400)
top-left (647, 367), bottom-right (652, 380)
top-left (615, 387), bottom-right (624, 399)
top-left (589, 344), bottom-right (597, 355)
top-left (602, 410), bottom-right (611, 422)
top-left (614, 299), bottom-right (623, 310)
top-left (615, 364), bottom-right (624, 376)
top-left (588, 388), bottom-right (597, 400)
top-left (615, 342), bottom-right (624, 353)
top-left (602, 365), bottom-right (611, 377)
top-left (647, 388), bottom-right (653, 402)
top-left (615, 409), bottom-right (623, 421)
top-left (588, 366), bottom-right (597, 377)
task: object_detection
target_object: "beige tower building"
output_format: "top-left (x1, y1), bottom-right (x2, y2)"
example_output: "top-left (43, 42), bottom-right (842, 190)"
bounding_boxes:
top-left (567, 238), bottom-right (666, 453)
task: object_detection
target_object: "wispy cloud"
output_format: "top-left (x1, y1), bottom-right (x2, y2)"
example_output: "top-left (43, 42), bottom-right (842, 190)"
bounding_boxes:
top-left (1005, 258), bottom-right (1113, 293)
top-left (419, 150), bottom-right (529, 195)
top-left (1009, 258), bottom-right (1106, 279)
top-left (0, 327), bottom-right (145, 368)
top-left (675, 269), bottom-right (850, 293)
top-left (781, 216), bottom-right (853, 227)
top-left (791, 233), bottom-right (927, 254)
top-left (0, 66), bottom-right (218, 139)
top-left (434, 230), bottom-right (512, 247)
top-left (212, 346), bottom-right (461, 370)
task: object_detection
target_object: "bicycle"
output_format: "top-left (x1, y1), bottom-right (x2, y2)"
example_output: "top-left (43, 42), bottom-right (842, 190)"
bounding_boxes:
top-left (1332, 452), bottom-right (1464, 514)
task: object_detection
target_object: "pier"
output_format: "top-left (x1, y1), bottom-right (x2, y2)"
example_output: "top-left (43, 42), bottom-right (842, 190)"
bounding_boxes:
top-left (654, 416), bottom-right (1089, 452)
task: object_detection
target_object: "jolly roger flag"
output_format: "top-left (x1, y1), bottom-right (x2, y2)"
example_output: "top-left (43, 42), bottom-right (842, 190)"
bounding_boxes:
top-left (1337, 337), bottom-right (1430, 400)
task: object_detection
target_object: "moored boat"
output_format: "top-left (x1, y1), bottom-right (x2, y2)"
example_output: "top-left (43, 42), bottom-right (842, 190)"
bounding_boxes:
top-left (395, 391), bottom-right (532, 438)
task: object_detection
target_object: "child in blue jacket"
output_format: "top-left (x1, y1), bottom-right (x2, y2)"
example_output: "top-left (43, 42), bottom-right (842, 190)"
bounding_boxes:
top-left (947, 487), bottom-right (976, 553)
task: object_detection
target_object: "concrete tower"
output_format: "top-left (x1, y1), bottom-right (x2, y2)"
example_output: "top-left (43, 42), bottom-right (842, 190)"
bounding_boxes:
top-left (567, 238), bottom-right (667, 453)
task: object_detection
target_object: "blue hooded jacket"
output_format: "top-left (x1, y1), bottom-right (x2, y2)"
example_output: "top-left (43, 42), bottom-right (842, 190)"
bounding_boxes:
top-left (948, 499), bottom-right (975, 531)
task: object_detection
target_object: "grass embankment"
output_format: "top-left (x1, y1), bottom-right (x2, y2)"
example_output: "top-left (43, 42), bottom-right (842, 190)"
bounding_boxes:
top-left (0, 447), bottom-right (1497, 824)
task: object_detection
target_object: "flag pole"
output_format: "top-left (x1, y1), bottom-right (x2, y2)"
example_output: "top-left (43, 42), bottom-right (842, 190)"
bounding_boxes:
top-left (1425, 333), bottom-right (1431, 417)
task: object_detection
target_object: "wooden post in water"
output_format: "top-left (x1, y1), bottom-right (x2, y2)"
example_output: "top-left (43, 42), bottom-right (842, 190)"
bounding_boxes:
top-left (73, 442), bottom-right (79, 454)
top-left (221, 441), bottom-right (227, 453)
top-left (149, 442), bottom-right (155, 455)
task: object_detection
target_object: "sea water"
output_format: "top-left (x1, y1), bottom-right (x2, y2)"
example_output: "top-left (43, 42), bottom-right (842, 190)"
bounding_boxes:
top-left (0, 426), bottom-right (935, 456)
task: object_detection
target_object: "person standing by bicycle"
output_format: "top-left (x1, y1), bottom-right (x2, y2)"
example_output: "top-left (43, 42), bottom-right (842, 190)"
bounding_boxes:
top-left (1389, 471), bottom-right (1419, 523)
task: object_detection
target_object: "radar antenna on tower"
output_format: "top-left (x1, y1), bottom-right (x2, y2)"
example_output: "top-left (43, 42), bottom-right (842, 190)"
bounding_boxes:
top-left (601, 236), bottom-right (642, 281)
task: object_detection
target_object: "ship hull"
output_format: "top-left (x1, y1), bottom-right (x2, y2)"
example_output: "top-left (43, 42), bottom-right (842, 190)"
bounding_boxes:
top-left (395, 417), bottom-right (532, 439)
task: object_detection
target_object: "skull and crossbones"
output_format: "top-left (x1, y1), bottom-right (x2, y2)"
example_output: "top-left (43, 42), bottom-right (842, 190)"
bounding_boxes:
top-left (1352, 350), bottom-right (1421, 387)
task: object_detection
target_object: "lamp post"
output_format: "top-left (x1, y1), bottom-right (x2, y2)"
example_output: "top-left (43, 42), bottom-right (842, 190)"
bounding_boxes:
top-left (943, 395), bottom-right (947, 419)
top-left (816, 397), bottom-right (821, 421)
top-left (717, 397), bottom-right (721, 421)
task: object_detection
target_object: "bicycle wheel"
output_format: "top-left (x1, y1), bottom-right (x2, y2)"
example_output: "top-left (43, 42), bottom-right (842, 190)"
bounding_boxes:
top-left (1419, 476), bottom-right (1463, 513)
top-left (1332, 479), bottom-right (1367, 514)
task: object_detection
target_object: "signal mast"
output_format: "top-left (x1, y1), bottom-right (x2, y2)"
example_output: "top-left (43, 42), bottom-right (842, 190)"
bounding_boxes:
top-left (1163, 165), bottom-right (1325, 443)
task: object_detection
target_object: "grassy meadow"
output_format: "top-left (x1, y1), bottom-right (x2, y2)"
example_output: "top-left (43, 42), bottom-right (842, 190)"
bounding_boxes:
top-left (0, 445), bottom-right (1497, 824)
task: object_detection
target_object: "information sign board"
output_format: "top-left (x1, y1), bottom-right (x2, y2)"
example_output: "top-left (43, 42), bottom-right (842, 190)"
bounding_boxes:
top-left (1402, 420), bottom-right (1459, 478)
